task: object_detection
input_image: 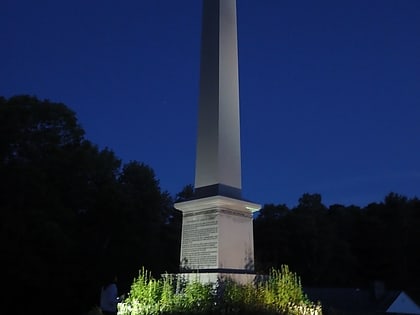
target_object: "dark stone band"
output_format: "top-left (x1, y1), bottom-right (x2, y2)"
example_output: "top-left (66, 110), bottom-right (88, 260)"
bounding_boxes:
top-left (180, 268), bottom-right (254, 275)
top-left (194, 184), bottom-right (242, 199)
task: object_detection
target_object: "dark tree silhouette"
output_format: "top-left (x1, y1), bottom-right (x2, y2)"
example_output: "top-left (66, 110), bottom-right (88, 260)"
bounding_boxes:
top-left (0, 95), bottom-right (180, 315)
top-left (254, 192), bottom-right (420, 290)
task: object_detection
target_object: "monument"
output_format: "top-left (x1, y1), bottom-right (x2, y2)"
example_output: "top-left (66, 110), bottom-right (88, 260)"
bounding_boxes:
top-left (174, 0), bottom-right (261, 284)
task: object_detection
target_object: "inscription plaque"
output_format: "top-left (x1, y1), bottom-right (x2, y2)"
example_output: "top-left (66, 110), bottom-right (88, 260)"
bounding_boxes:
top-left (181, 211), bottom-right (218, 269)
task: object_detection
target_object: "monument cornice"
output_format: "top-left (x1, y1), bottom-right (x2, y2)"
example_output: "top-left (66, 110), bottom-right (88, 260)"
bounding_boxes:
top-left (174, 195), bottom-right (260, 214)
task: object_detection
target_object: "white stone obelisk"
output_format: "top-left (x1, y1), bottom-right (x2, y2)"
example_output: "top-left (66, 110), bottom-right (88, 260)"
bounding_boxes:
top-left (174, 0), bottom-right (260, 283)
top-left (194, 0), bottom-right (242, 198)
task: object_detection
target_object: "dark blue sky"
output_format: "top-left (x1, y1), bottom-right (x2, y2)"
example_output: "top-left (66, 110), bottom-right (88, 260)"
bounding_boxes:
top-left (1, 0), bottom-right (419, 207)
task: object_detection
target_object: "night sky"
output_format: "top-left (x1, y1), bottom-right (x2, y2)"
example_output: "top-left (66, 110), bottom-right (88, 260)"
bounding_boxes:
top-left (1, 0), bottom-right (419, 207)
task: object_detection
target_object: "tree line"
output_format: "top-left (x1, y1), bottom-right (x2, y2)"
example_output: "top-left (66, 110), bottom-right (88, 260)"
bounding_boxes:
top-left (254, 193), bottom-right (420, 291)
top-left (1, 95), bottom-right (419, 314)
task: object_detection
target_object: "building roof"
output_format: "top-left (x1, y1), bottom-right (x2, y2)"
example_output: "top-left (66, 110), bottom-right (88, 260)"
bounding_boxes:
top-left (304, 287), bottom-right (420, 314)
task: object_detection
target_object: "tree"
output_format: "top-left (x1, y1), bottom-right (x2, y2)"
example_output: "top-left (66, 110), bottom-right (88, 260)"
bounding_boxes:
top-left (297, 193), bottom-right (326, 212)
top-left (254, 204), bottom-right (291, 272)
top-left (175, 184), bottom-right (194, 202)
top-left (0, 95), bottom-right (168, 314)
top-left (0, 95), bottom-right (101, 314)
top-left (116, 161), bottom-right (166, 277)
top-left (254, 194), bottom-right (359, 286)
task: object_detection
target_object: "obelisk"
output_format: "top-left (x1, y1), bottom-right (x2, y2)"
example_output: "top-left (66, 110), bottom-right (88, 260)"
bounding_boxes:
top-left (174, 0), bottom-right (260, 284)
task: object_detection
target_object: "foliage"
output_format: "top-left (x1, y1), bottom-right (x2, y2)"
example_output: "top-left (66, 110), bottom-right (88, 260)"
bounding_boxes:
top-left (175, 184), bottom-right (195, 202)
top-left (0, 95), bottom-right (182, 315)
top-left (118, 266), bottom-right (321, 315)
top-left (219, 279), bottom-right (263, 313)
top-left (124, 268), bottom-right (162, 315)
top-left (254, 193), bottom-right (420, 289)
top-left (263, 266), bottom-right (309, 313)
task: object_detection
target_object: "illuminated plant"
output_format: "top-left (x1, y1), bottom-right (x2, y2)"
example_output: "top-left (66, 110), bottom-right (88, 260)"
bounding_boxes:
top-left (118, 266), bottom-right (322, 315)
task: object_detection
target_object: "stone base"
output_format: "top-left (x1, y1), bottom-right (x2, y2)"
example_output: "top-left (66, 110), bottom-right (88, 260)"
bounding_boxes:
top-left (174, 195), bottom-right (261, 271)
top-left (164, 271), bottom-right (256, 285)
top-left (181, 272), bottom-right (256, 285)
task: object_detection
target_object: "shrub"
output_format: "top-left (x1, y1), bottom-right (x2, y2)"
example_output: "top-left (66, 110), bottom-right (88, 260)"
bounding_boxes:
top-left (219, 279), bottom-right (264, 313)
top-left (262, 265), bottom-right (309, 312)
top-left (118, 265), bottom-right (322, 315)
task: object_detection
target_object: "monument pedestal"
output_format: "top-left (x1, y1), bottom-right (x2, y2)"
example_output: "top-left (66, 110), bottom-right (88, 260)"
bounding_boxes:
top-left (174, 195), bottom-right (260, 284)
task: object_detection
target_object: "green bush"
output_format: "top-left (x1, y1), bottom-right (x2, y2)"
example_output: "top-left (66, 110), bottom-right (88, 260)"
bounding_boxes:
top-left (182, 279), bottom-right (215, 313)
top-left (118, 265), bottom-right (322, 315)
top-left (219, 279), bottom-right (264, 313)
top-left (263, 265), bottom-right (309, 313)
